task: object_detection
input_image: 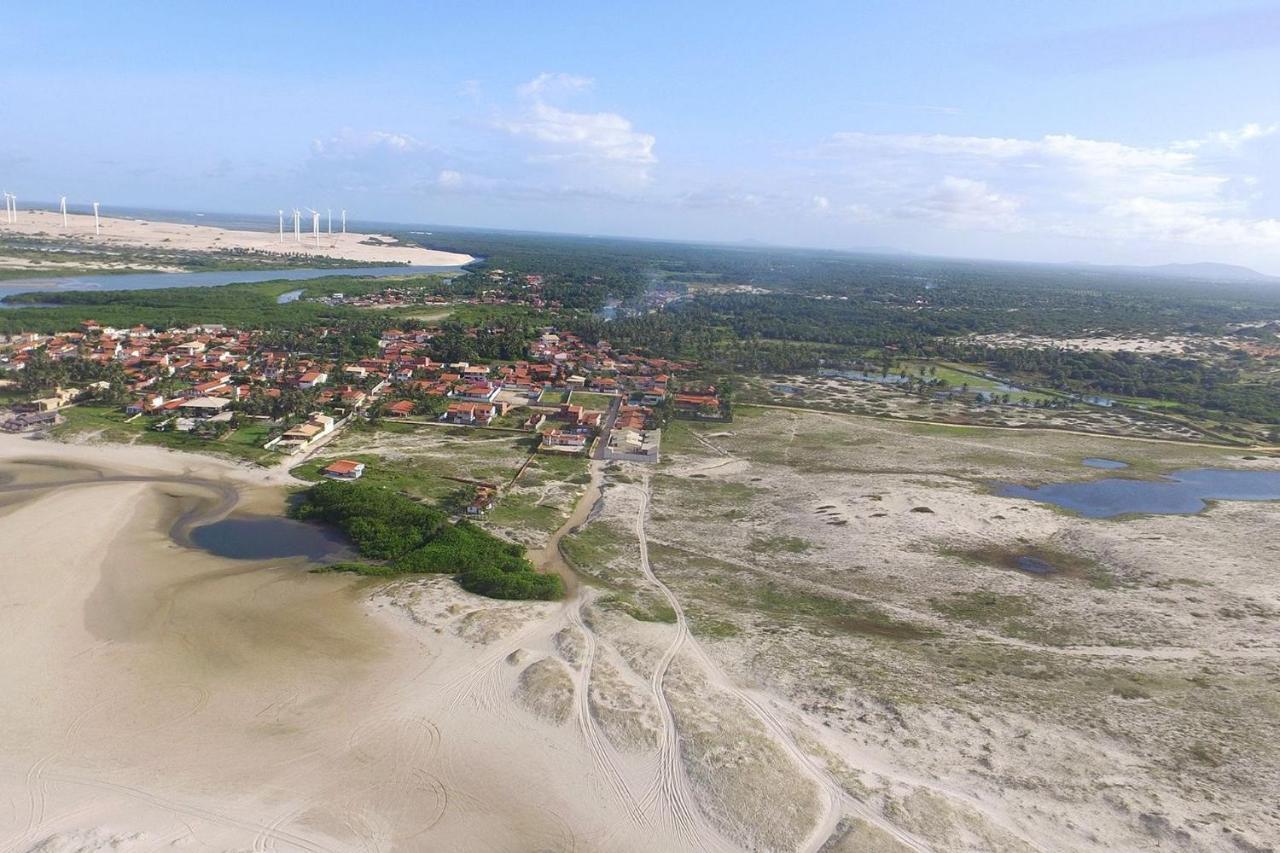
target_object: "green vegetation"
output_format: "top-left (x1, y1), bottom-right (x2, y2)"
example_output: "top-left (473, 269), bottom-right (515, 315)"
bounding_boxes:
top-left (567, 391), bottom-right (616, 411)
top-left (292, 480), bottom-right (563, 600)
top-left (748, 535), bottom-right (813, 555)
top-left (537, 389), bottom-right (568, 406)
top-left (52, 404), bottom-right (278, 465)
top-left (753, 582), bottom-right (935, 641)
top-left (931, 591), bottom-right (1085, 646)
top-left (600, 593), bottom-right (677, 623)
top-left (561, 521), bottom-right (630, 574)
top-left (945, 544), bottom-right (1117, 588)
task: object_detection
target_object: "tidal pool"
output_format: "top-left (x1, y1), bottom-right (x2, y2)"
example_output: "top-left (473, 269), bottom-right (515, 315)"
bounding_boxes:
top-left (187, 516), bottom-right (353, 560)
top-left (996, 468), bottom-right (1280, 518)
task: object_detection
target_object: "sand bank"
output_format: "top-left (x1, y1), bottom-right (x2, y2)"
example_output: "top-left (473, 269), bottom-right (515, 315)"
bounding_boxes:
top-left (1, 209), bottom-right (474, 268)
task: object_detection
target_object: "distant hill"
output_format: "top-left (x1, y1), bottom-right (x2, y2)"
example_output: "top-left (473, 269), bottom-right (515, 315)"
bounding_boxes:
top-left (1136, 262), bottom-right (1276, 282)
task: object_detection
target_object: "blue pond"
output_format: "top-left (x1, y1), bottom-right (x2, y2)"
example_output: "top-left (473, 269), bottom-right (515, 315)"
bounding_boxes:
top-left (997, 468), bottom-right (1280, 518)
top-left (188, 517), bottom-right (352, 561)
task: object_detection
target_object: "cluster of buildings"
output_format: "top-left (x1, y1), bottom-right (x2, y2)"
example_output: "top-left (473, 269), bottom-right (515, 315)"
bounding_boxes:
top-left (0, 319), bottom-right (716, 463)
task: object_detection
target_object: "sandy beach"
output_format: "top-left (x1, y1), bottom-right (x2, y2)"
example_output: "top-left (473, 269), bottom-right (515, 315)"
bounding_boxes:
top-left (1, 210), bottom-right (474, 268)
top-left (0, 436), bottom-right (805, 852)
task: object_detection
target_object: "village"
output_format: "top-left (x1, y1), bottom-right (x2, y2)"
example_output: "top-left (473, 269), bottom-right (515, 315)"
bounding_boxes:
top-left (0, 319), bottom-right (728, 514)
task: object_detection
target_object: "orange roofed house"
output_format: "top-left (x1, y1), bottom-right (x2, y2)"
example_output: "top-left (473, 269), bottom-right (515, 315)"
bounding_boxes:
top-left (322, 459), bottom-right (365, 480)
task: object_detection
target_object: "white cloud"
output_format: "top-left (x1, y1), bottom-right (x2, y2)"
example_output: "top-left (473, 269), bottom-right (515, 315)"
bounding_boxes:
top-left (501, 101), bottom-right (655, 165)
top-left (807, 124), bottom-right (1278, 249)
top-left (1097, 197), bottom-right (1280, 246)
top-left (1173, 122), bottom-right (1279, 151)
top-left (311, 128), bottom-right (423, 158)
top-left (894, 176), bottom-right (1022, 230)
top-left (517, 72), bottom-right (594, 98)
top-left (436, 169), bottom-right (465, 188)
top-left (494, 74), bottom-right (656, 188)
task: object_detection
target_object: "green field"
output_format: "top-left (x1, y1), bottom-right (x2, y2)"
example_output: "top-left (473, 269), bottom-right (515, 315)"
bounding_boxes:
top-left (537, 389), bottom-right (568, 406)
top-left (898, 361), bottom-right (1057, 404)
top-left (567, 391), bottom-right (617, 411)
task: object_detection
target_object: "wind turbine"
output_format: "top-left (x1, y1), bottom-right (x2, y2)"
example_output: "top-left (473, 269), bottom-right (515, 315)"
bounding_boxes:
top-left (60, 196), bottom-right (68, 227)
top-left (92, 202), bottom-right (101, 235)
top-left (341, 209), bottom-right (346, 234)
top-left (278, 209), bottom-right (284, 243)
top-left (327, 208), bottom-right (332, 237)
top-left (293, 208), bottom-right (301, 243)
top-left (306, 207), bottom-right (320, 248)
top-left (1, 192), bottom-right (11, 225)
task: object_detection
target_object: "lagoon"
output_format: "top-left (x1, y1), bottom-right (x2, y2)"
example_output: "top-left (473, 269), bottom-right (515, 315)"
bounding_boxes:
top-left (0, 264), bottom-right (463, 300)
top-left (997, 468), bottom-right (1280, 518)
top-left (188, 516), bottom-right (353, 561)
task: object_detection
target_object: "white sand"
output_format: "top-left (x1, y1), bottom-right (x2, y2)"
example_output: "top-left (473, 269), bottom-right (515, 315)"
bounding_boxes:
top-left (2, 209), bottom-right (474, 268)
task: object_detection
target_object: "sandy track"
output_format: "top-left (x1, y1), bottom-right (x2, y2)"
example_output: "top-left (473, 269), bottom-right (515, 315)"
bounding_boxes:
top-left (633, 454), bottom-right (934, 853)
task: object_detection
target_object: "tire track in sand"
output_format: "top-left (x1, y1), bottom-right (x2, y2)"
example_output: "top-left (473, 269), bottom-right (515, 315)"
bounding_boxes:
top-left (627, 480), bottom-right (724, 851)
top-left (628, 475), bottom-right (930, 853)
top-left (565, 590), bottom-right (646, 824)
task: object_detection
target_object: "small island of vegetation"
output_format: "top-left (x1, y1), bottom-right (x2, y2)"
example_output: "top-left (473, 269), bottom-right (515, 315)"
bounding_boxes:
top-left (292, 480), bottom-right (564, 600)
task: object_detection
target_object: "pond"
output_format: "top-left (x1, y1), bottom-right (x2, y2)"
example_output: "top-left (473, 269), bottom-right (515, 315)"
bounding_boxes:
top-left (1014, 555), bottom-right (1057, 574)
top-left (1082, 458), bottom-right (1130, 470)
top-left (818, 368), bottom-right (911, 385)
top-left (996, 468), bottom-right (1280, 518)
top-left (0, 264), bottom-right (465, 300)
top-left (187, 516), bottom-right (353, 561)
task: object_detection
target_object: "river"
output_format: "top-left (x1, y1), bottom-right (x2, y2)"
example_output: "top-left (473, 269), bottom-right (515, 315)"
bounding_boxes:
top-left (0, 264), bottom-right (465, 301)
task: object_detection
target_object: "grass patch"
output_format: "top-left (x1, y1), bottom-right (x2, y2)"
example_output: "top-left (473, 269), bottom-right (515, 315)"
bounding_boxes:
top-left (567, 391), bottom-right (616, 411)
top-left (748, 535), bottom-right (813, 555)
top-left (931, 591), bottom-right (1079, 646)
top-left (754, 582), bottom-right (935, 641)
top-left (561, 521), bottom-right (630, 574)
top-left (486, 490), bottom-right (566, 534)
top-left (600, 593), bottom-right (677, 623)
top-left (537, 389), bottom-right (568, 406)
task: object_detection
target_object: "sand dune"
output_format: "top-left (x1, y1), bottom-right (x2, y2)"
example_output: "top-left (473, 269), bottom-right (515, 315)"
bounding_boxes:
top-left (2, 209), bottom-right (474, 268)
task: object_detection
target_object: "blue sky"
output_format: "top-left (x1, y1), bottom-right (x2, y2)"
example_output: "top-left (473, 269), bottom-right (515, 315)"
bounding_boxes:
top-left (4, 1), bottom-right (1280, 270)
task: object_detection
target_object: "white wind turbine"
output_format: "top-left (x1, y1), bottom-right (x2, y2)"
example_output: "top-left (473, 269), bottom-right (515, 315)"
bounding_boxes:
top-left (278, 209), bottom-right (284, 243)
top-left (327, 208), bottom-right (332, 237)
top-left (60, 196), bottom-right (68, 227)
top-left (293, 208), bottom-right (301, 243)
top-left (92, 202), bottom-right (101, 235)
top-left (1, 192), bottom-right (10, 225)
top-left (306, 207), bottom-right (320, 247)
top-left (4, 192), bottom-right (16, 224)
top-left (341, 209), bottom-right (346, 234)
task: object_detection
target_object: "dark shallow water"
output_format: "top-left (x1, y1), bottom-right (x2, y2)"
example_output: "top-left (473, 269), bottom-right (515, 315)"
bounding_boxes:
top-left (188, 516), bottom-right (353, 561)
top-left (1014, 555), bottom-right (1057, 574)
top-left (996, 468), bottom-right (1280, 518)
